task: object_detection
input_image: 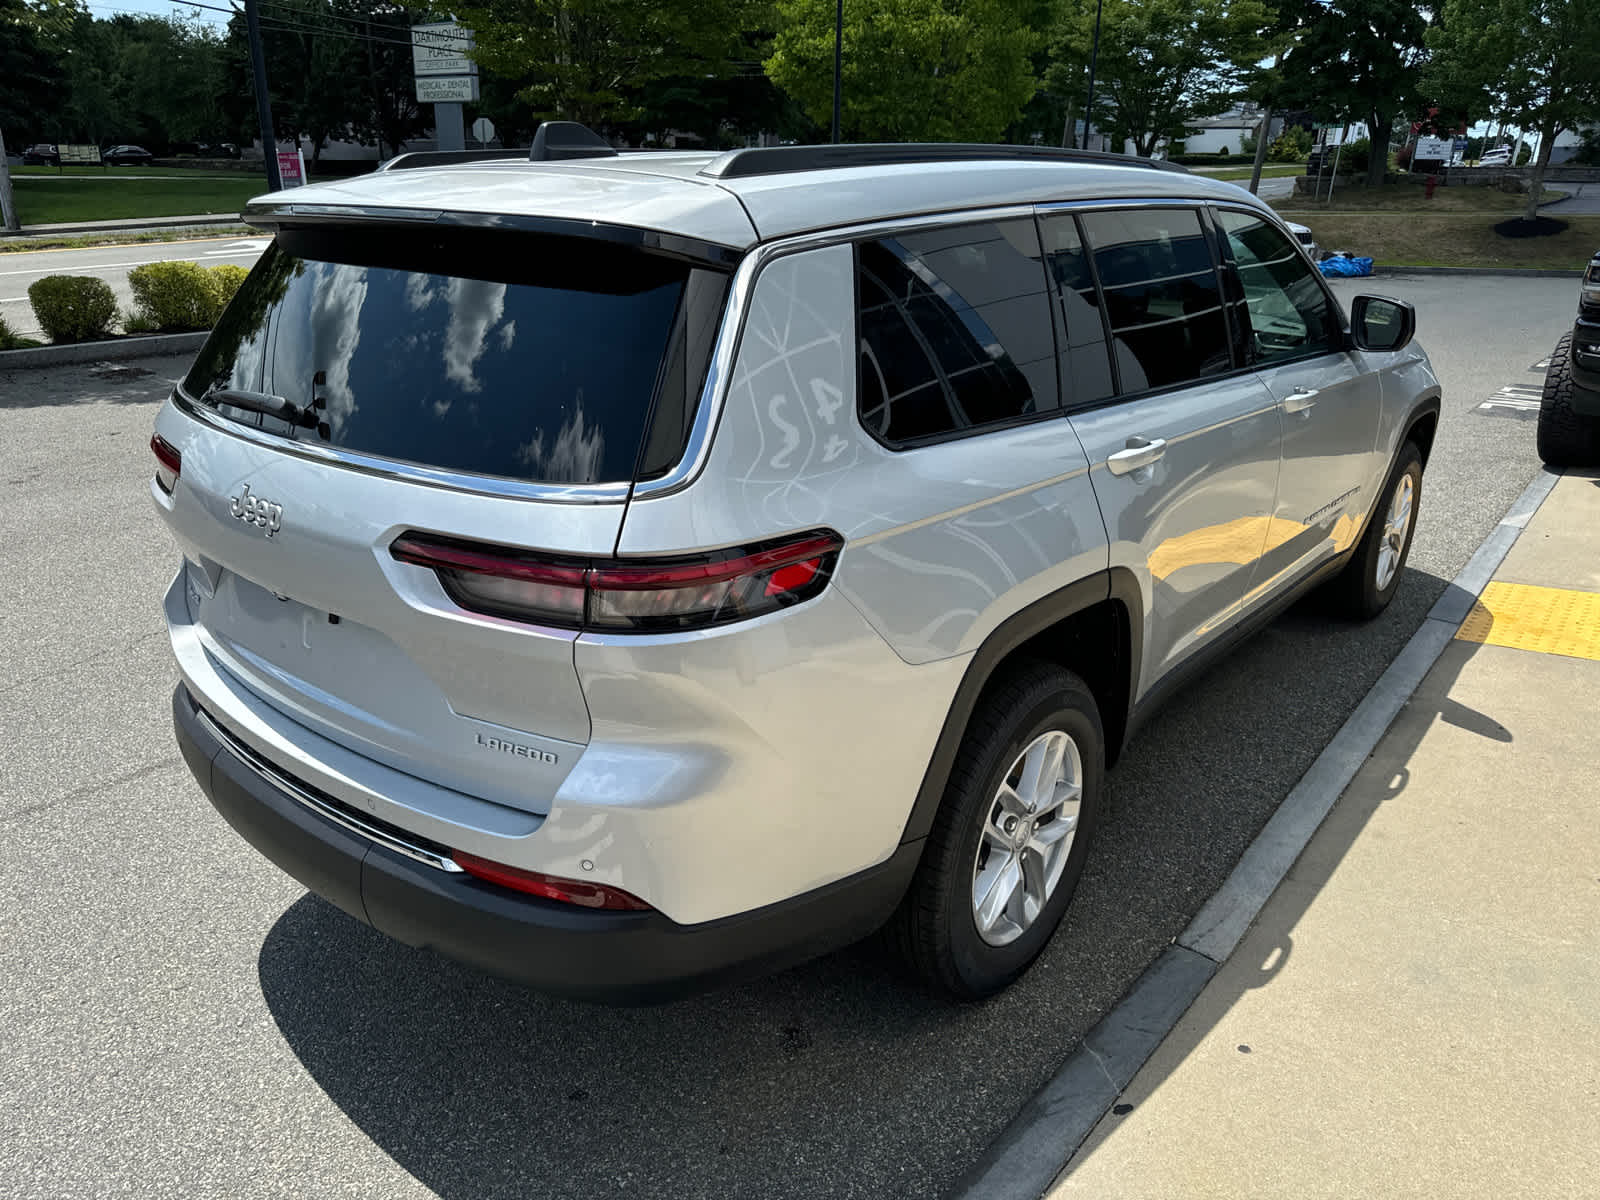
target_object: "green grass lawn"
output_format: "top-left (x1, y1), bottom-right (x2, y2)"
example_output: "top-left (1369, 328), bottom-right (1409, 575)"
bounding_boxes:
top-left (1275, 182), bottom-right (1560, 213)
top-left (1281, 211), bottom-right (1599, 270)
top-left (10, 176), bottom-right (267, 224)
top-left (1270, 183), bottom-right (1595, 269)
top-left (1202, 164), bottom-right (1304, 182)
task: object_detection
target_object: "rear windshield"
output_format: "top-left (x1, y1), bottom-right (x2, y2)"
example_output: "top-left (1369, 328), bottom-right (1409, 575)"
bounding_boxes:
top-left (183, 226), bottom-right (727, 486)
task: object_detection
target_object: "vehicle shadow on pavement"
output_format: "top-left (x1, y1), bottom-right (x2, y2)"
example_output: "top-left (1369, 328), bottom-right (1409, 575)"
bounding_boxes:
top-left (1056, 624), bottom-right (1504, 1184)
top-left (0, 359), bottom-right (185, 407)
top-left (253, 564), bottom-right (1460, 1200)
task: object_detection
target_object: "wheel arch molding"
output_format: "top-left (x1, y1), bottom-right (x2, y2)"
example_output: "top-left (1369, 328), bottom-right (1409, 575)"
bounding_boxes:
top-left (898, 568), bottom-right (1142, 847)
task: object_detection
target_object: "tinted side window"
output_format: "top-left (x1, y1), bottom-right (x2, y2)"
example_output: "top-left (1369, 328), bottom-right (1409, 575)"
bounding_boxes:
top-left (856, 220), bottom-right (1056, 446)
top-left (1038, 213), bottom-right (1117, 407)
top-left (1078, 209), bottom-right (1232, 393)
top-left (1215, 209), bottom-right (1338, 363)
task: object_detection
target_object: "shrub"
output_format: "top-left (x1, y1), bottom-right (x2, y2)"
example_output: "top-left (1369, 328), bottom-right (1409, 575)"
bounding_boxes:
top-left (128, 260), bottom-right (220, 331)
top-left (207, 263), bottom-right (250, 321)
top-left (1, 313), bottom-right (34, 350)
top-left (27, 275), bottom-right (119, 343)
top-left (122, 308), bottom-right (158, 335)
top-left (1335, 136), bottom-right (1371, 174)
top-left (1268, 125), bottom-right (1312, 162)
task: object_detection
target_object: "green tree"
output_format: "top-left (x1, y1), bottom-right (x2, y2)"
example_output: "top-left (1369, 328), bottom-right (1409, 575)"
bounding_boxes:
top-left (339, 0), bottom-right (433, 156)
top-left (1047, 0), bottom-right (1273, 158)
top-left (457, 0), bottom-right (761, 130)
top-left (2, 0), bottom-right (67, 144)
top-left (767, 0), bottom-right (1042, 143)
top-left (1426, 0), bottom-right (1600, 220)
top-left (1274, 0), bottom-right (1430, 187)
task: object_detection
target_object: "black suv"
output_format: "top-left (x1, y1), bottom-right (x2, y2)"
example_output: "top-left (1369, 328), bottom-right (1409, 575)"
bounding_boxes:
top-left (1538, 249), bottom-right (1600, 466)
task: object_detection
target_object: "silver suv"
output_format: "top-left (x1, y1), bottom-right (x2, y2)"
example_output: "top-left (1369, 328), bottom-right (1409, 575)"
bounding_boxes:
top-left (152, 131), bottom-right (1440, 1002)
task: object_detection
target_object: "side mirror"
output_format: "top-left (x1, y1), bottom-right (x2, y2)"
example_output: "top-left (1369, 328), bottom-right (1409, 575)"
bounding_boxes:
top-left (1350, 294), bottom-right (1416, 353)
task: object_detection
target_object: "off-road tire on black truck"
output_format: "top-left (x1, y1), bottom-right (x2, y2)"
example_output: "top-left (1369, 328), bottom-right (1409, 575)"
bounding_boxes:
top-left (1537, 334), bottom-right (1600, 468)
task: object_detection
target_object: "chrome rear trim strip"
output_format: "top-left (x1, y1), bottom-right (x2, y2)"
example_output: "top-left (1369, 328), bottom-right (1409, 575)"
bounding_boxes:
top-left (195, 706), bottom-right (465, 874)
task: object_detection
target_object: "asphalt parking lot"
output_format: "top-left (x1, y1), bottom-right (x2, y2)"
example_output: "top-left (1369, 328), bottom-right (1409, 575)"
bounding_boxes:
top-left (0, 274), bottom-right (1578, 1198)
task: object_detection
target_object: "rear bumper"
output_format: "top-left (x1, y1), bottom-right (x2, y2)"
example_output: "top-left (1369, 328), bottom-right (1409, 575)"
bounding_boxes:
top-left (173, 684), bottom-right (919, 1003)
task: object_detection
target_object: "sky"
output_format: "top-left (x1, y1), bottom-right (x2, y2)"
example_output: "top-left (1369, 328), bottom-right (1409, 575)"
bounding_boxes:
top-left (82, 0), bottom-right (233, 29)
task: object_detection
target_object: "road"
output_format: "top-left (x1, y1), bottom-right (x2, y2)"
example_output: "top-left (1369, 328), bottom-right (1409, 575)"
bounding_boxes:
top-left (0, 236), bottom-right (268, 338)
top-left (1543, 183), bottom-right (1600, 214)
top-left (0, 275), bottom-right (1576, 1199)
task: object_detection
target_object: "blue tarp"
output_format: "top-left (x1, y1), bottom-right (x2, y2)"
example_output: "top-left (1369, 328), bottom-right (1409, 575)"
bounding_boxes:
top-left (1318, 256), bottom-right (1374, 277)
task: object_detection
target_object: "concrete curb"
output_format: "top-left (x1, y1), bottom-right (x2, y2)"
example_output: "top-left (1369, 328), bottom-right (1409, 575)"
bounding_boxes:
top-left (951, 465), bottom-right (1564, 1200)
top-left (0, 331), bottom-right (207, 371)
top-left (1373, 266), bottom-right (1586, 278)
top-left (7, 214), bottom-right (243, 238)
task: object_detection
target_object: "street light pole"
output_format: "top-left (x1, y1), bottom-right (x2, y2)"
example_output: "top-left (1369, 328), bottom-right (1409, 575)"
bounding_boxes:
top-left (1083, 0), bottom-right (1103, 152)
top-left (245, 0), bottom-right (283, 191)
top-left (831, 0), bottom-right (843, 144)
top-left (0, 127), bottom-right (20, 233)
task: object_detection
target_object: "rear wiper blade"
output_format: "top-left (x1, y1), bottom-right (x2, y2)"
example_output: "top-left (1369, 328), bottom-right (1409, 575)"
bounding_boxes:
top-left (203, 387), bottom-right (317, 428)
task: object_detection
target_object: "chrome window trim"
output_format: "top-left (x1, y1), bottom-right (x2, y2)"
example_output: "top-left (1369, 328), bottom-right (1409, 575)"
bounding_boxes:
top-left (632, 202), bottom-right (1049, 500)
top-left (195, 705), bottom-right (466, 874)
top-left (172, 387), bottom-right (633, 504)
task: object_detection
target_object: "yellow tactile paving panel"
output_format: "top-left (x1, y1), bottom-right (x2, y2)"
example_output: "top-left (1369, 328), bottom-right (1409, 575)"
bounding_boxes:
top-left (1456, 582), bottom-right (1600, 662)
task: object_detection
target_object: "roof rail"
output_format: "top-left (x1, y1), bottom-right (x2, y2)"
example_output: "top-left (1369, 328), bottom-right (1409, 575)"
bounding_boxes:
top-left (378, 148), bottom-right (526, 172)
top-left (700, 143), bottom-right (1190, 180)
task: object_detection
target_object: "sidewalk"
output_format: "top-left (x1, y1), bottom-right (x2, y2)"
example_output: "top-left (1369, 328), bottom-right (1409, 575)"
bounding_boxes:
top-left (1049, 468), bottom-right (1600, 1199)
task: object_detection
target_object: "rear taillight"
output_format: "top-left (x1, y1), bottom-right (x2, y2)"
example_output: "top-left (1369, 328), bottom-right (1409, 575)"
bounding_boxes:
top-left (150, 434), bottom-right (181, 494)
top-left (451, 850), bottom-right (652, 911)
top-left (391, 529), bottom-right (843, 632)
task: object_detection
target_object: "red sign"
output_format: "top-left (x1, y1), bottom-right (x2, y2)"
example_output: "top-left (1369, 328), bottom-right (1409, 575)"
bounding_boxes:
top-left (276, 149), bottom-right (305, 188)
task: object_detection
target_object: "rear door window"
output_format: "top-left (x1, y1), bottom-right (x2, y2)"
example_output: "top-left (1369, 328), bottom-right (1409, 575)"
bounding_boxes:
top-left (1076, 208), bottom-right (1233, 393)
top-left (855, 219), bottom-right (1057, 446)
top-left (184, 226), bottom-right (726, 486)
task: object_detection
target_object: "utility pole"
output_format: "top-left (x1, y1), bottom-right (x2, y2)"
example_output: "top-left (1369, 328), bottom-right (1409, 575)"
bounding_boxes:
top-left (831, 0), bottom-right (843, 144)
top-left (1083, 0), bottom-right (1104, 152)
top-left (1247, 51), bottom-right (1283, 194)
top-left (1247, 107), bottom-right (1273, 193)
top-left (245, 0), bottom-right (283, 191)
top-left (0, 127), bottom-right (19, 233)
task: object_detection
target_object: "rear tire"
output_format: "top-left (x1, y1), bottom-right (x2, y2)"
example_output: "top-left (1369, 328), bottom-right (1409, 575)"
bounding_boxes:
top-left (887, 661), bottom-right (1103, 1001)
top-left (1331, 441), bottom-right (1423, 620)
top-left (1536, 334), bottom-right (1600, 468)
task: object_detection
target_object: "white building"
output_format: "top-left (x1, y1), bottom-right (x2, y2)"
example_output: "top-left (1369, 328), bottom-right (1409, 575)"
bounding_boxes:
top-left (1183, 106), bottom-right (1285, 155)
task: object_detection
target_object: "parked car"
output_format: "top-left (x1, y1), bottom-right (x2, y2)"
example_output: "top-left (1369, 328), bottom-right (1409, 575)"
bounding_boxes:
top-left (1477, 146), bottom-right (1513, 167)
top-left (21, 143), bottom-right (59, 166)
top-left (103, 144), bottom-right (154, 165)
top-left (151, 128), bottom-right (1441, 1002)
top-left (1536, 248), bottom-right (1600, 466)
top-left (1285, 218), bottom-right (1322, 261)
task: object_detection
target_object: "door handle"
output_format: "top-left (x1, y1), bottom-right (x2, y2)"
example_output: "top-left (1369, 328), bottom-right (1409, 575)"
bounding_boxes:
top-left (1282, 387), bottom-right (1318, 414)
top-left (1106, 436), bottom-right (1168, 476)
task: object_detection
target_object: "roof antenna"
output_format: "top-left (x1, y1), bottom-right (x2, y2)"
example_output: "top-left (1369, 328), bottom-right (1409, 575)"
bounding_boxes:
top-left (528, 122), bottom-right (619, 162)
